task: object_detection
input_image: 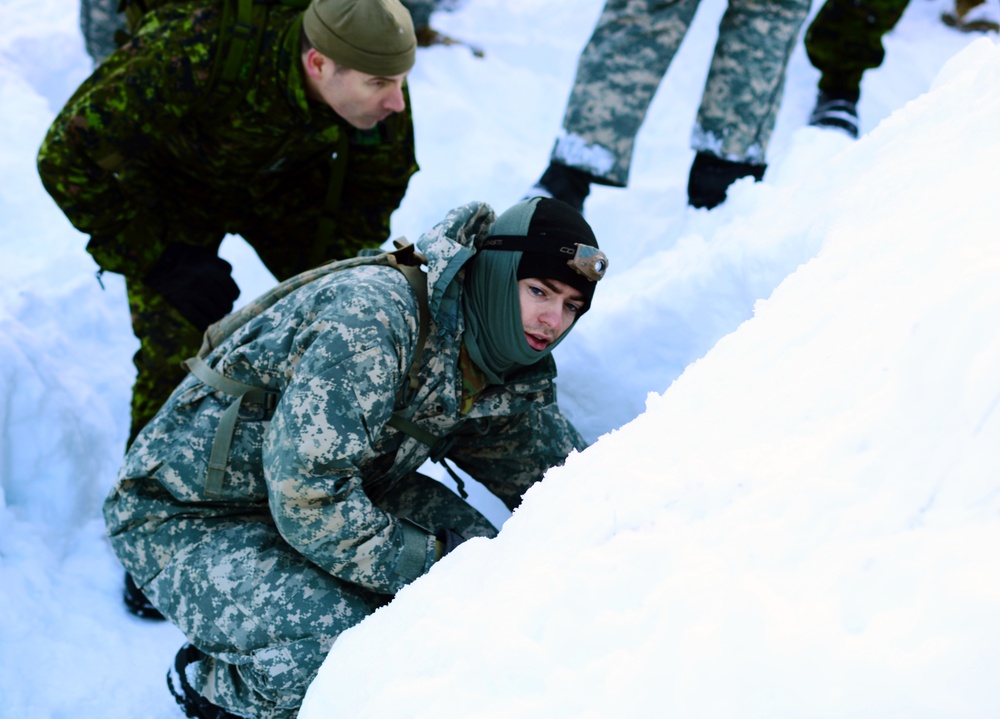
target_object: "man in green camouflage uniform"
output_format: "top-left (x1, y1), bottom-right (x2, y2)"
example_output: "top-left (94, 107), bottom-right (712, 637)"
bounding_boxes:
top-left (526, 0), bottom-right (810, 211)
top-left (40, 0), bottom-right (419, 447)
top-left (103, 198), bottom-right (607, 719)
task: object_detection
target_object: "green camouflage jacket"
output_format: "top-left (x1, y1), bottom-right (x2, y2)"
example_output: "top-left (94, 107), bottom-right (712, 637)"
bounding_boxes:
top-left (104, 202), bottom-right (586, 595)
top-left (37, 0), bottom-right (418, 278)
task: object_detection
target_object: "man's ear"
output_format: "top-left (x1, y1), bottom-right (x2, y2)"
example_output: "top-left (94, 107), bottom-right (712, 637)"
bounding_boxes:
top-left (301, 48), bottom-right (327, 81)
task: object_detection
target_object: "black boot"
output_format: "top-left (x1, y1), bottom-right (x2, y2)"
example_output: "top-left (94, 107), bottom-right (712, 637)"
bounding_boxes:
top-left (168, 644), bottom-right (244, 719)
top-left (525, 162), bottom-right (592, 213)
top-left (687, 152), bottom-right (766, 210)
top-left (123, 572), bottom-right (165, 620)
top-left (808, 89), bottom-right (860, 139)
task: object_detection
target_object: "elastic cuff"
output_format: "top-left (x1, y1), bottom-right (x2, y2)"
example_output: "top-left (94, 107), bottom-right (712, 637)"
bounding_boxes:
top-left (393, 518), bottom-right (435, 584)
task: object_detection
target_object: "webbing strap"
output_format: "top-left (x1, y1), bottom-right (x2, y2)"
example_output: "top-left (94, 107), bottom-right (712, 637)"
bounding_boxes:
top-left (184, 256), bottom-right (445, 498)
top-left (184, 356), bottom-right (276, 498)
top-left (397, 264), bottom-right (430, 394)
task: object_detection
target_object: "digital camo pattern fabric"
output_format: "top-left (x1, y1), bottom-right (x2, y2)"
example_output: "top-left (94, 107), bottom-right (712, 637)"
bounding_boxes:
top-left (80, 0), bottom-right (127, 64)
top-left (104, 202), bottom-right (586, 718)
top-left (41, 0), bottom-right (417, 440)
top-left (552, 0), bottom-right (809, 185)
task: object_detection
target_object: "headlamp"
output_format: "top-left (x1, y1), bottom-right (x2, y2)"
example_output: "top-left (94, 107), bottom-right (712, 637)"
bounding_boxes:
top-left (566, 243), bottom-right (609, 282)
top-left (480, 235), bottom-right (609, 282)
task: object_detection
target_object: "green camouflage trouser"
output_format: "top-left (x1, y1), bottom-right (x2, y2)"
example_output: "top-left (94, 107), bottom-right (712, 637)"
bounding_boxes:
top-left (805, 0), bottom-right (910, 95)
top-left (552, 0), bottom-right (810, 186)
top-left (136, 473), bottom-right (497, 719)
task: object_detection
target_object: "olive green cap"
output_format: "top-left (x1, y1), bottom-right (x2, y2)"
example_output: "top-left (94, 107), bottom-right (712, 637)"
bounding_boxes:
top-left (303, 0), bottom-right (416, 76)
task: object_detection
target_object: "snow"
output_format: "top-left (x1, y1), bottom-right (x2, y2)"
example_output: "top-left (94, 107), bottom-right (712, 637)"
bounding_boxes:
top-left (1, 0), bottom-right (998, 716)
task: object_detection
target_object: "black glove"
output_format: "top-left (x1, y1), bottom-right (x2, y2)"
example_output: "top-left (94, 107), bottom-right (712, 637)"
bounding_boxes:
top-left (145, 243), bottom-right (240, 331)
top-left (435, 527), bottom-right (468, 560)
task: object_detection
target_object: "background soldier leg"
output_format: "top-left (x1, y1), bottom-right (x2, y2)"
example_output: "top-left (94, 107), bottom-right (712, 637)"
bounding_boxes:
top-left (805, 0), bottom-right (911, 97)
top-left (126, 278), bottom-right (205, 447)
top-left (79, 0), bottom-right (127, 65)
top-left (687, 0), bottom-right (809, 207)
top-left (803, 0), bottom-right (909, 137)
top-left (552, 0), bottom-right (701, 188)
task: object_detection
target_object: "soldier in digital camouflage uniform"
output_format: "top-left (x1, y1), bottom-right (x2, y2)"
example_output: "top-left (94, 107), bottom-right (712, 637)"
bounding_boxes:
top-left (526, 0), bottom-right (810, 212)
top-left (103, 197), bottom-right (607, 719)
top-left (40, 0), bottom-right (419, 449)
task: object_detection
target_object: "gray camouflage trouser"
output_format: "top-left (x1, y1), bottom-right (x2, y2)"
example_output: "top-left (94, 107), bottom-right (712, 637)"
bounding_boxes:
top-left (552, 0), bottom-right (811, 186)
top-left (80, 0), bottom-right (126, 65)
top-left (140, 473), bottom-right (497, 719)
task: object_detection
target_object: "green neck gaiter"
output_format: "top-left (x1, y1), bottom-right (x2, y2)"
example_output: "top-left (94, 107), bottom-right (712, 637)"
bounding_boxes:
top-left (461, 249), bottom-right (568, 384)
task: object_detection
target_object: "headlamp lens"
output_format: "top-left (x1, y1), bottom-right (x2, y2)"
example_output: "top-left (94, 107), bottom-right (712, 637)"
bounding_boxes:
top-left (567, 244), bottom-right (609, 282)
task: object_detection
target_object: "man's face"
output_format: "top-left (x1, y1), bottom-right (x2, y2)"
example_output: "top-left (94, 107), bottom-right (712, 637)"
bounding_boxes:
top-left (303, 50), bottom-right (407, 129)
top-left (518, 277), bottom-right (586, 351)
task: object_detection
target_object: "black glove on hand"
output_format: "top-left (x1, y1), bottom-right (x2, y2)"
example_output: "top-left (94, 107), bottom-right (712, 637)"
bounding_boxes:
top-left (145, 243), bottom-right (240, 331)
top-left (435, 527), bottom-right (468, 560)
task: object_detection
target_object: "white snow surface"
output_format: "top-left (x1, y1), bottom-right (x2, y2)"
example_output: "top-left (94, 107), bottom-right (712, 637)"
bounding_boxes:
top-left (1, 0), bottom-right (998, 716)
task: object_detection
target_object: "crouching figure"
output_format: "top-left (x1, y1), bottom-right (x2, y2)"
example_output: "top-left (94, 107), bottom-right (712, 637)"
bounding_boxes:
top-left (103, 198), bottom-right (609, 719)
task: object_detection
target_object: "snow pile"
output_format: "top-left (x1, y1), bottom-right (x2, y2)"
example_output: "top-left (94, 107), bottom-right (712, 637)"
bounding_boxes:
top-left (300, 40), bottom-right (1000, 718)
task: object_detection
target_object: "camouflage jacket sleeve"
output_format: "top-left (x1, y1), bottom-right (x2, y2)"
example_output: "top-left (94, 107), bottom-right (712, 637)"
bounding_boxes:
top-left (447, 399), bottom-right (587, 512)
top-left (36, 6), bottom-right (215, 276)
top-left (336, 85), bottom-right (419, 246)
top-left (261, 271), bottom-right (435, 594)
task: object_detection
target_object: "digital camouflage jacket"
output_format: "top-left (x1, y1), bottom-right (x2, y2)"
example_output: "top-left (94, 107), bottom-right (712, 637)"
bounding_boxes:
top-left (104, 202), bottom-right (587, 596)
top-left (37, 0), bottom-right (418, 278)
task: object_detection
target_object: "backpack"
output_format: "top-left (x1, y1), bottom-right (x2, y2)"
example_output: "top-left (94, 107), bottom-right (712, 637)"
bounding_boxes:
top-left (183, 241), bottom-right (464, 498)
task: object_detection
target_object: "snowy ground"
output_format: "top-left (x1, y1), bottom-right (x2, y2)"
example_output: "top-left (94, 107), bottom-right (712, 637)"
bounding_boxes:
top-left (1, 0), bottom-right (998, 716)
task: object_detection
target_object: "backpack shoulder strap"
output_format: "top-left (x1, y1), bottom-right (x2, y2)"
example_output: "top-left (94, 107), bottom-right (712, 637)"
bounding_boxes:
top-left (184, 242), bottom-right (431, 497)
top-left (206, 0), bottom-right (271, 108)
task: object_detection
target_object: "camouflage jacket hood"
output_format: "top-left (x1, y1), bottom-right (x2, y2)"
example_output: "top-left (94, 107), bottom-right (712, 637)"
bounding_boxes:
top-left (105, 202), bottom-right (585, 596)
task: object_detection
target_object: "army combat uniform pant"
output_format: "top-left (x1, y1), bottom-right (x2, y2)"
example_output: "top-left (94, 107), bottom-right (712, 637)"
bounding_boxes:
top-left (805, 0), bottom-right (911, 96)
top-left (79, 0), bottom-right (126, 65)
top-left (551, 0), bottom-right (810, 186)
top-left (131, 473), bottom-right (497, 719)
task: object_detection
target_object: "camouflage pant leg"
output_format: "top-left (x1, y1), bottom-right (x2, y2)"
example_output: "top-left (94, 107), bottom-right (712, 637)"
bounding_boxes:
top-left (401, 0), bottom-right (435, 29)
top-left (125, 277), bottom-right (205, 447)
top-left (375, 472), bottom-right (499, 539)
top-left (805, 0), bottom-right (911, 94)
top-left (692, 0), bottom-right (811, 162)
top-left (553, 0), bottom-right (702, 186)
top-left (79, 0), bottom-right (126, 65)
top-left (145, 521), bottom-right (385, 719)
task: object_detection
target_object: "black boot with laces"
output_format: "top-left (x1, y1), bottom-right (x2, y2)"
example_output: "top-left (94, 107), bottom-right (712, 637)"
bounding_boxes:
top-left (167, 643), bottom-right (244, 719)
top-left (808, 89), bottom-right (860, 139)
